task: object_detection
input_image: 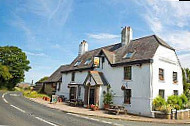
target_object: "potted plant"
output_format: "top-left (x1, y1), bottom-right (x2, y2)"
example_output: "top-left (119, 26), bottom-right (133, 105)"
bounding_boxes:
top-left (103, 85), bottom-right (113, 110)
top-left (91, 104), bottom-right (99, 111)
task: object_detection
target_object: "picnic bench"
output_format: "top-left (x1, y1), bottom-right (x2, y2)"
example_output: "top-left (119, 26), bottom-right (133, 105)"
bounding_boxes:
top-left (107, 104), bottom-right (127, 115)
top-left (67, 99), bottom-right (84, 107)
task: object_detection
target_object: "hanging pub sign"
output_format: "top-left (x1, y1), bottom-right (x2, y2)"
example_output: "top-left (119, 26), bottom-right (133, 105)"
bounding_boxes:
top-left (93, 57), bottom-right (100, 68)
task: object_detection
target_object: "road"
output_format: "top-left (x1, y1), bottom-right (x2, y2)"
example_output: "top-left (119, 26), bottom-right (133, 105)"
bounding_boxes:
top-left (0, 91), bottom-right (188, 126)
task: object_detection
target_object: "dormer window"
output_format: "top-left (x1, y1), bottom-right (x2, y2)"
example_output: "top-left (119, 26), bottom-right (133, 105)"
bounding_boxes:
top-left (74, 60), bottom-right (81, 66)
top-left (84, 58), bottom-right (91, 65)
top-left (124, 52), bottom-right (134, 59)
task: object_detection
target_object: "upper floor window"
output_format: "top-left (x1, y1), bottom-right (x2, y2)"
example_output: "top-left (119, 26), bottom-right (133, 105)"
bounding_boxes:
top-left (159, 68), bottom-right (164, 81)
top-left (84, 58), bottom-right (91, 65)
top-left (124, 52), bottom-right (134, 59)
top-left (124, 66), bottom-right (132, 80)
top-left (124, 89), bottom-right (131, 104)
top-left (173, 72), bottom-right (178, 83)
top-left (71, 72), bottom-right (75, 82)
top-left (74, 60), bottom-right (81, 66)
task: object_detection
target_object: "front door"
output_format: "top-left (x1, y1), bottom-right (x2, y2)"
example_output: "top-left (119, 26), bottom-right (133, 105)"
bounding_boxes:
top-left (70, 87), bottom-right (77, 100)
top-left (89, 88), bottom-right (95, 105)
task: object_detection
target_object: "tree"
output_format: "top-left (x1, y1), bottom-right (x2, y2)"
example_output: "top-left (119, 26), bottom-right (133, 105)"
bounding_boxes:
top-left (0, 46), bottom-right (31, 89)
top-left (36, 76), bottom-right (49, 83)
top-left (0, 63), bottom-right (12, 88)
top-left (182, 68), bottom-right (190, 99)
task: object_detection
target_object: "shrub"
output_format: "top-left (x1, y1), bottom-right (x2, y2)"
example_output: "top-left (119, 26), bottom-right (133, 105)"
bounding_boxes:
top-left (159, 104), bottom-right (173, 114)
top-left (167, 95), bottom-right (182, 110)
top-left (152, 96), bottom-right (166, 111)
top-left (179, 94), bottom-right (188, 109)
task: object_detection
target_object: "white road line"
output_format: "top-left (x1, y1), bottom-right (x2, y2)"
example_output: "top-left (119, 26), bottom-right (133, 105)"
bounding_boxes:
top-left (10, 105), bottom-right (26, 113)
top-left (35, 117), bottom-right (58, 126)
top-left (2, 93), bottom-right (8, 104)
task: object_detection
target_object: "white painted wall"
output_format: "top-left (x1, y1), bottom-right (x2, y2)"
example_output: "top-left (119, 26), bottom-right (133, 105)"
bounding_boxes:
top-left (96, 57), bottom-right (152, 116)
top-left (56, 44), bottom-right (183, 117)
top-left (152, 45), bottom-right (183, 100)
top-left (56, 71), bottom-right (88, 101)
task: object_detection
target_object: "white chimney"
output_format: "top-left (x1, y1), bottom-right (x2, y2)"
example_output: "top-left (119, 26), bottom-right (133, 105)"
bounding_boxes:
top-left (121, 26), bottom-right (133, 46)
top-left (78, 40), bottom-right (88, 56)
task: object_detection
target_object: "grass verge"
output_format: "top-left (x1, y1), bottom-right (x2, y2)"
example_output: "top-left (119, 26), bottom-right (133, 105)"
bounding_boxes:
top-left (14, 87), bottom-right (50, 98)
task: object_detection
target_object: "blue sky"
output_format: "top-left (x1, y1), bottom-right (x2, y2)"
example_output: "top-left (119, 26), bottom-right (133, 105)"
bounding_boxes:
top-left (0, 0), bottom-right (190, 83)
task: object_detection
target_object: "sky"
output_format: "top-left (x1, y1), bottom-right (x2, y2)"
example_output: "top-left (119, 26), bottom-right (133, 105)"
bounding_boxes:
top-left (0, 0), bottom-right (190, 83)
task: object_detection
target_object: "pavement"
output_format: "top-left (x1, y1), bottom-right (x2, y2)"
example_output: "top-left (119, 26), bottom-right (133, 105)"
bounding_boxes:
top-left (30, 95), bottom-right (190, 124)
top-left (1, 91), bottom-right (190, 126)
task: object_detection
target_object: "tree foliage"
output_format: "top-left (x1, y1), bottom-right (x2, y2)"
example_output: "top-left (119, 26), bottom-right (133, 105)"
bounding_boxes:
top-left (182, 68), bottom-right (190, 99)
top-left (0, 46), bottom-right (31, 89)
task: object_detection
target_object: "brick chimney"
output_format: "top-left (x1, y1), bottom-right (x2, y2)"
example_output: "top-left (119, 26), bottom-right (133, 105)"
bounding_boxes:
top-left (121, 26), bottom-right (133, 46)
top-left (78, 40), bottom-right (88, 56)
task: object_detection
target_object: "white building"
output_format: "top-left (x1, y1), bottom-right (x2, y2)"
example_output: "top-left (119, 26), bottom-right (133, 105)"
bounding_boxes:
top-left (55, 26), bottom-right (183, 117)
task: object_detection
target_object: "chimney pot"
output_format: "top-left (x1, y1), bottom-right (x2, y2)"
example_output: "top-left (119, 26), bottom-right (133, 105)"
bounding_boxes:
top-left (78, 40), bottom-right (88, 56)
top-left (121, 26), bottom-right (133, 46)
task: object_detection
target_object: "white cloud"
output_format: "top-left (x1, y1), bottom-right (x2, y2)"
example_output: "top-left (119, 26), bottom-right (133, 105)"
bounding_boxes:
top-left (87, 33), bottom-right (120, 40)
top-left (138, 0), bottom-right (190, 68)
top-left (25, 51), bottom-right (47, 57)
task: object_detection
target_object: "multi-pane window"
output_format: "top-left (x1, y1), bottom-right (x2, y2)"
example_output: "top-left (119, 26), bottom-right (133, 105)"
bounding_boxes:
top-left (74, 60), bottom-right (81, 66)
top-left (159, 89), bottom-right (165, 98)
top-left (71, 72), bottom-right (75, 82)
top-left (124, 66), bottom-right (132, 80)
top-left (124, 89), bottom-right (131, 104)
top-left (174, 90), bottom-right (178, 95)
top-left (173, 72), bottom-right (178, 83)
top-left (159, 68), bottom-right (164, 80)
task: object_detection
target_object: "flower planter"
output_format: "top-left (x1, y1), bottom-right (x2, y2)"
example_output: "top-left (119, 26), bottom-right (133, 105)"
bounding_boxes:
top-left (104, 104), bottom-right (110, 110)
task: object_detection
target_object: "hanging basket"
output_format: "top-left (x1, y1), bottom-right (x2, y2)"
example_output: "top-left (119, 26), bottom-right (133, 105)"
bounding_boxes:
top-left (121, 85), bottom-right (126, 90)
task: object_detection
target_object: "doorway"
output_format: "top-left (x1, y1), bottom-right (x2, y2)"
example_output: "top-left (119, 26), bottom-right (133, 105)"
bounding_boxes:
top-left (89, 88), bottom-right (95, 105)
top-left (70, 87), bottom-right (77, 100)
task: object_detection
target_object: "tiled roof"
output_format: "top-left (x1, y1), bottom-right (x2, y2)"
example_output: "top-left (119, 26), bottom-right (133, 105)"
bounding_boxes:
top-left (61, 35), bottom-right (175, 72)
top-left (44, 65), bottom-right (70, 83)
top-left (84, 71), bottom-right (109, 85)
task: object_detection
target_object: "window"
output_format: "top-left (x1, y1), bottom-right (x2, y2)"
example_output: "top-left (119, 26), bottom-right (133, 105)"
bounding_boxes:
top-left (71, 72), bottom-right (75, 82)
top-left (173, 72), bottom-right (178, 83)
top-left (159, 89), bottom-right (165, 98)
top-left (124, 52), bottom-right (134, 59)
top-left (174, 90), bottom-right (178, 96)
top-left (124, 89), bottom-right (131, 104)
top-left (124, 66), bottom-right (132, 80)
top-left (84, 58), bottom-right (91, 65)
top-left (74, 60), bottom-right (81, 66)
top-left (159, 68), bottom-right (164, 80)
top-left (57, 83), bottom-right (61, 91)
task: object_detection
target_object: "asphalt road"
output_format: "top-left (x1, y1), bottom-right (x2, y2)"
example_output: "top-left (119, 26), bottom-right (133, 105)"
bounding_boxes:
top-left (0, 91), bottom-right (189, 126)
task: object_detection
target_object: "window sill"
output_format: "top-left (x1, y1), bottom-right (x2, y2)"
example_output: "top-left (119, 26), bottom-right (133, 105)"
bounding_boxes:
top-left (158, 80), bottom-right (165, 83)
top-left (123, 103), bottom-right (131, 107)
top-left (123, 80), bottom-right (133, 82)
top-left (173, 82), bottom-right (178, 84)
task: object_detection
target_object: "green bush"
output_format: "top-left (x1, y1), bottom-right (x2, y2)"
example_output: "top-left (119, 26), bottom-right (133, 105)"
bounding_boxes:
top-left (159, 104), bottom-right (173, 114)
top-left (167, 95), bottom-right (182, 110)
top-left (152, 96), bottom-right (166, 111)
top-left (179, 94), bottom-right (188, 109)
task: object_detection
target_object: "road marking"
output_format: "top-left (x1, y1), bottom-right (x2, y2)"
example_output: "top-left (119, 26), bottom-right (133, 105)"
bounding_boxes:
top-left (2, 93), bottom-right (8, 104)
top-left (9, 94), bottom-right (20, 96)
top-left (66, 113), bottom-right (123, 126)
top-left (35, 117), bottom-right (58, 126)
top-left (10, 105), bottom-right (26, 113)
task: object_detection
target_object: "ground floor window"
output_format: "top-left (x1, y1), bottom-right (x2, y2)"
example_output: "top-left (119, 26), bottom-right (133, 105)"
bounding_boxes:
top-left (78, 86), bottom-right (81, 98)
top-left (124, 89), bottom-right (131, 104)
top-left (173, 90), bottom-right (178, 96)
top-left (57, 83), bottom-right (61, 91)
top-left (159, 89), bottom-right (165, 98)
